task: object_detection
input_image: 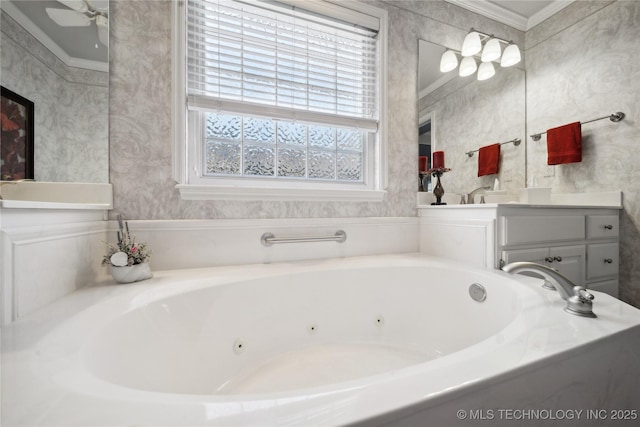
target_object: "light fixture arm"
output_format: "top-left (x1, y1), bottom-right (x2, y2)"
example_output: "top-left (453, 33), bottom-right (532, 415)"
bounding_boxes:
top-left (468, 28), bottom-right (511, 46)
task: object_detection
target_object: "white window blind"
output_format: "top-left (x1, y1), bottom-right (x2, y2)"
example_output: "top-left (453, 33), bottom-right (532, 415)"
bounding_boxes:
top-left (186, 0), bottom-right (379, 131)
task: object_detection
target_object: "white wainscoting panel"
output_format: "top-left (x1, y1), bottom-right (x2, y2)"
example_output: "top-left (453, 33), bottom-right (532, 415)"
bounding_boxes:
top-left (118, 217), bottom-right (419, 271)
top-left (1, 215), bottom-right (418, 324)
top-left (418, 216), bottom-right (495, 269)
top-left (1, 208), bottom-right (107, 324)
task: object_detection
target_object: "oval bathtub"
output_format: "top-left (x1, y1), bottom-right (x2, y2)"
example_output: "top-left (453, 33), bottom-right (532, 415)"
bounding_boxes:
top-left (84, 263), bottom-right (526, 396)
top-left (3, 254), bottom-right (640, 426)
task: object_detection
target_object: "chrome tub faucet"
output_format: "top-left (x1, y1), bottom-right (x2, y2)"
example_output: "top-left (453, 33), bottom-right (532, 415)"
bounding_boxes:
top-left (502, 261), bottom-right (596, 318)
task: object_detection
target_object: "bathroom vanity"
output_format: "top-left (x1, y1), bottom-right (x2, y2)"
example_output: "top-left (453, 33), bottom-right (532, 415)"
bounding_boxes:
top-left (418, 196), bottom-right (621, 297)
top-left (0, 181), bottom-right (113, 324)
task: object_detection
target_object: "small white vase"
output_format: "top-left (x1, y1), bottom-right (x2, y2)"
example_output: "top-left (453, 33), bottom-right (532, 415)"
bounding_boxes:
top-left (109, 262), bottom-right (153, 284)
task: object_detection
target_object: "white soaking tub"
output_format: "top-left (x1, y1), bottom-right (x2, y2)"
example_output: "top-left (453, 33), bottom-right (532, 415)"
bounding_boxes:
top-left (3, 254), bottom-right (640, 426)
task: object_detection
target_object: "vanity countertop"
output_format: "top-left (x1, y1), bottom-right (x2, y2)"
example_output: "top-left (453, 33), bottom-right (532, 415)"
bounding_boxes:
top-left (0, 200), bottom-right (112, 210)
top-left (417, 190), bottom-right (622, 210)
top-left (417, 202), bottom-right (623, 210)
top-left (0, 182), bottom-right (112, 210)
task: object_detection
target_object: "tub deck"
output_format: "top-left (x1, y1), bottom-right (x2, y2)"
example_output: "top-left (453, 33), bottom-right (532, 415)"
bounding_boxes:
top-left (3, 253), bottom-right (640, 426)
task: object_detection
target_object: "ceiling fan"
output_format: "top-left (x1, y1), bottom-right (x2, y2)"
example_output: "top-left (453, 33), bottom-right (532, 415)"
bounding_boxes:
top-left (45, 0), bottom-right (109, 46)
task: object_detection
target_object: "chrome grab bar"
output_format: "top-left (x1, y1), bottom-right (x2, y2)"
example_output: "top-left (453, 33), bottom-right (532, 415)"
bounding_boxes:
top-left (261, 230), bottom-right (347, 247)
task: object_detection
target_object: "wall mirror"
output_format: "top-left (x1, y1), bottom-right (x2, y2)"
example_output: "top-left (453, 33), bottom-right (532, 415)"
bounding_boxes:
top-left (1, 0), bottom-right (109, 183)
top-left (418, 39), bottom-right (526, 196)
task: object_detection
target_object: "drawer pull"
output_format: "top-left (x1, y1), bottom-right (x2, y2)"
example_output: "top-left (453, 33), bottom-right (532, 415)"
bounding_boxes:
top-left (604, 258), bottom-right (614, 264)
top-left (553, 256), bottom-right (562, 262)
top-left (604, 225), bottom-right (613, 230)
top-left (545, 256), bottom-right (554, 263)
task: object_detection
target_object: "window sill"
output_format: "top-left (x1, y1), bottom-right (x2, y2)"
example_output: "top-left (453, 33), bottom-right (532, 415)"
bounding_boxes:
top-left (176, 184), bottom-right (386, 202)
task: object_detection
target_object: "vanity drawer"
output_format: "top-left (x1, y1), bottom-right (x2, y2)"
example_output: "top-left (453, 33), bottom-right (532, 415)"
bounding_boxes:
top-left (587, 215), bottom-right (619, 239)
top-left (587, 243), bottom-right (618, 280)
top-left (501, 215), bottom-right (585, 246)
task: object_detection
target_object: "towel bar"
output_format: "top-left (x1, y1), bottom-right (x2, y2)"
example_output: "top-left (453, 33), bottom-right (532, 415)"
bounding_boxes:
top-left (466, 138), bottom-right (521, 158)
top-left (530, 112), bottom-right (625, 141)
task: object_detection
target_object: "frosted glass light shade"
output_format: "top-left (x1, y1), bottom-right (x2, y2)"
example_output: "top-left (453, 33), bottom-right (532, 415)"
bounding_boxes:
top-left (481, 38), bottom-right (501, 62)
top-left (459, 57), bottom-right (477, 77)
top-left (440, 50), bottom-right (458, 72)
top-left (501, 43), bottom-right (521, 67)
top-left (477, 61), bottom-right (495, 81)
top-left (461, 31), bottom-right (482, 57)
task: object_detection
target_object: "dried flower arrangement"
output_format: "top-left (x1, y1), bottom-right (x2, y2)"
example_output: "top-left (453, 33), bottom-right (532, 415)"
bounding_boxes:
top-left (102, 214), bottom-right (151, 267)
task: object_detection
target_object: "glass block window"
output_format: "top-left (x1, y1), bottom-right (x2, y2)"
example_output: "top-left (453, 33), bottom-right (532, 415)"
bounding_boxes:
top-left (177, 0), bottom-right (385, 196)
top-left (204, 113), bottom-right (365, 182)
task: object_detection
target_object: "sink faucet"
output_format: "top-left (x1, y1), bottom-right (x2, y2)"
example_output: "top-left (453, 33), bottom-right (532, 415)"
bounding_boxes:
top-left (502, 261), bottom-right (596, 318)
top-left (467, 186), bottom-right (490, 204)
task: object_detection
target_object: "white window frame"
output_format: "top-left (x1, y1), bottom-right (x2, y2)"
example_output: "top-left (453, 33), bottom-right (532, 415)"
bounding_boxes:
top-left (172, 0), bottom-right (388, 201)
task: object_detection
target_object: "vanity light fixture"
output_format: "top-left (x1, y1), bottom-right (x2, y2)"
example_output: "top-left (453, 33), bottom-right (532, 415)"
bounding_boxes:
top-left (500, 43), bottom-right (522, 67)
top-left (439, 50), bottom-right (459, 72)
top-left (441, 28), bottom-right (521, 81)
top-left (481, 38), bottom-right (501, 62)
top-left (477, 62), bottom-right (495, 81)
top-left (461, 31), bottom-right (482, 57)
top-left (459, 57), bottom-right (477, 77)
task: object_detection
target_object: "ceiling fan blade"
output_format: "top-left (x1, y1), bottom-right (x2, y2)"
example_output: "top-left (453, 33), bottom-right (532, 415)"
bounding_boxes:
top-left (46, 8), bottom-right (92, 27)
top-left (56, 0), bottom-right (88, 13)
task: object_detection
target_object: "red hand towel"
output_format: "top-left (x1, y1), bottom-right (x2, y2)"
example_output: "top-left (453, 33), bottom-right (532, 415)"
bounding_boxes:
top-left (547, 122), bottom-right (582, 165)
top-left (478, 143), bottom-right (500, 177)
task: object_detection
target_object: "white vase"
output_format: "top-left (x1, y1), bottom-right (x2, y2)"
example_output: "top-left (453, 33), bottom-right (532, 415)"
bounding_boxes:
top-left (109, 262), bottom-right (153, 284)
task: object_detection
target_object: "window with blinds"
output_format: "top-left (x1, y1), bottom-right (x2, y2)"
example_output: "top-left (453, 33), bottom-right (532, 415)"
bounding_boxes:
top-left (176, 0), bottom-right (387, 199)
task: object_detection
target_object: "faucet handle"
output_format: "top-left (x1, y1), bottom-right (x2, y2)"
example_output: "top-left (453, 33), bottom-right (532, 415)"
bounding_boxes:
top-left (576, 286), bottom-right (595, 302)
top-left (459, 194), bottom-right (466, 204)
top-left (565, 286), bottom-right (596, 318)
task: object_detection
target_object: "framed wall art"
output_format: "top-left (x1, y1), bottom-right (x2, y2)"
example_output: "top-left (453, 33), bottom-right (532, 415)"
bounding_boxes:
top-left (1, 86), bottom-right (34, 180)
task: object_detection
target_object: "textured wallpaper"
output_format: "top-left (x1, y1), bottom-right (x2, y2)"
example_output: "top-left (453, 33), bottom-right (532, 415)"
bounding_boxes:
top-left (420, 66), bottom-right (526, 195)
top-left (107, 0), bottom-right (640, 306)
top-left (0, 11), bottom-right (109, 183)
top-left (525, 0), bottom-right (640, 307)
top-left (108, 0), bottom-right (518, 220)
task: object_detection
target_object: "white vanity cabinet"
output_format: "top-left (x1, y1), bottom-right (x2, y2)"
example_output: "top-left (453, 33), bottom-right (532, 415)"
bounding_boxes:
top-left (499, 209), bottom-right (619, 296)
top-left (418, 203), bottom-right (621, 297)
top-left (500, 245), bottom-right (585, 289)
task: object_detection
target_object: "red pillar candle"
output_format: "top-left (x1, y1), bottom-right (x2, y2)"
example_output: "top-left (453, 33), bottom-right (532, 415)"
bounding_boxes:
top-left (432, 151), bottom-right (445, 169)
top-left (419, 156), bottom-right (428, 171)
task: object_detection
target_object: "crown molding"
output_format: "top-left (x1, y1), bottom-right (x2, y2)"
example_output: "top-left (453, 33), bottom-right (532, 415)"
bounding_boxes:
top-left (445, 0), bottom-right (575, 32)
top-left (527, 1), bottom-right (574, 29)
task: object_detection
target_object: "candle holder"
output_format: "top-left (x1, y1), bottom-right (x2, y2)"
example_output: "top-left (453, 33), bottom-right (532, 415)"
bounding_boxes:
top-left (418, 171), bottom-right (429, 192)
top-left (428, 167), bottom-right (451, 205)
